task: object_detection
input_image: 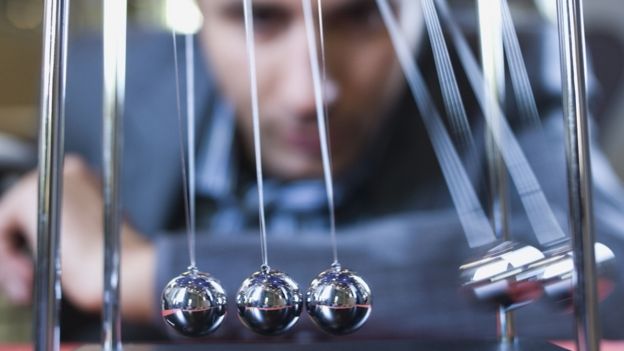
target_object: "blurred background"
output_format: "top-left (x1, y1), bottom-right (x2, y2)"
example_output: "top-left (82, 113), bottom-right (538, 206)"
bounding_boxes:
top-left (0, 0), bottom-right (623, 344)
top-left (0, 0), bottom-right (203, 342)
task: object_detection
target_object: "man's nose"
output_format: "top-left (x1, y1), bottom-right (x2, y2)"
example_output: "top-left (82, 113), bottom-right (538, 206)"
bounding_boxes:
top-left (280, 30), bottom-right (339, 119)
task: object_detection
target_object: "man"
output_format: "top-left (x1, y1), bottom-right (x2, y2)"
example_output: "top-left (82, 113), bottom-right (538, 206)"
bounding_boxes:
top-left (1, 0), bottom-right (624, 341)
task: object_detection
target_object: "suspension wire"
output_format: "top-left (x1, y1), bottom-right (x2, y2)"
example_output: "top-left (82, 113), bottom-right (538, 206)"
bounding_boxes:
top-left (244, 0), bottom-right (270, 269)
top-left (434, 0), bottom-right (567, 246)
top-left (185, 34), bottom-right (197, 269)
top-left (303, 0), bottom-right (340, 267)
top-left (377, 0), bottom-right (497, 248)
top-left (501, 0), bottom-right (542, 127)
top-left (171, 31), bottom-right (196, 270)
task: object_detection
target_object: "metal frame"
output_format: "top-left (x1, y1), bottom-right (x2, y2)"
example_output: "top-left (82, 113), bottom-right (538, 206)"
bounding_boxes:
top-left (102, 0), bottom-right (127, 350)
top-left (32, 0), bottom-right (601, 349)
top-left (556, 0), bottom-right (601, 350)
top-left (35, 0), bottom-right (69, 350)
top-left (476, 0), bottom-right (515, 342)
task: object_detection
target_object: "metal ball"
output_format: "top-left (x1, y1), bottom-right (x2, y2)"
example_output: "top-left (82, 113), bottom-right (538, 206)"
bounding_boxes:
top-left (306, 266), bottom-right (372, 335)
top-left (236, 267), bottom-right (303, 336)
top-left (161, 269), bottom-right (227, 337)
top-left (539, 242), bottom-right (616, 309)
top-left (459, 241), bottom-right (545, 310)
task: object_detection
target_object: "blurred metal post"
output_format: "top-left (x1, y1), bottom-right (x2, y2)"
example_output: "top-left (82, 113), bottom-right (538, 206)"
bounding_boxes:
top-left (35, 0), bottom-right (70, 350)
top-left (102, 0), bottom-right (127, 350)
top-left (477, 0), bottom-right (514, 342)
top-left (556, 0), bottom-right (600, 350)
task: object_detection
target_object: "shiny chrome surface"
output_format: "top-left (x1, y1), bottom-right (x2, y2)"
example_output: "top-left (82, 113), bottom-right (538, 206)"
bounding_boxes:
top-left (236, 268), bottom-right (303, 335)
top-left (161, 269), bottom-right (227, 337)
top-left (477, 0), bottom-right (514, 341)
top-left (463, 240), bottom-right (615, 316)
top-left (306, 266), bottom-right (372, 335)
top-left (460, 241), bottom-right (545, 309)
top-left (102, 0), bottom-right (127, 349)
top-left (35, 0), bottom-right (69, 350)
top-left (556, 0), bottom-right (601, 349)
top-left (540, 243), bottom-right (616, 310)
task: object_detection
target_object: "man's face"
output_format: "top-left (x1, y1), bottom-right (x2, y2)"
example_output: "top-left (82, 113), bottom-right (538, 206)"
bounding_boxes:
top-left (198, 0), bottom-right (405, 180)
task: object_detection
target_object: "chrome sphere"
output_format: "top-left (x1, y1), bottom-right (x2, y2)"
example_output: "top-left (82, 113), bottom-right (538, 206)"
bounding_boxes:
top-left (236, 267), bottom-right (303, 335)
top-left (161, 269), bottom-right (227, 337)
top-left (540, 242), bottom-right (616, 309)
top-left (306, 266), bottom-right (372, 335)
top-left (460, 241), bottom-right (545, 310)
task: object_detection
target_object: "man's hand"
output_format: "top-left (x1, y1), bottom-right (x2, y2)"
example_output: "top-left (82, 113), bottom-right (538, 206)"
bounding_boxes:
top-left (0, 155), bottom-right (155, 322)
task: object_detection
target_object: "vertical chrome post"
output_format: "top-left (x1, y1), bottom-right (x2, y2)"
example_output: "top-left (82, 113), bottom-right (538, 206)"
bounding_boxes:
top-left (477, 0), bottom-right (514, 342)
top-left (102, 0), bottom-right (127, 350)
top-left (556, 0), bottom-right (600, 350)
top-left (35, 0), bottom-right (70, 350)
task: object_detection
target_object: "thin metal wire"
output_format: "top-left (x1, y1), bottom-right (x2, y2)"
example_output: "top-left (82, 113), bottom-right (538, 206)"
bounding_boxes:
top-left (316, 0), bottom-right (333, 166)
top-left (303, 0), bottom-right (339, 267)
top-left (244, 0), bottom-right (270, 269)
top-left (185, 34), bottom-right (197, 269)
top-left (434, 0), bottom-right (567, 246)
top-left (377, 0), bottom-right (496, 248)
top-left (501, 0), bottom-right (542, 128)
top-left (421, 0), bottom-right (474, 150)
top-left (171, 31), bottom-right (194, 270)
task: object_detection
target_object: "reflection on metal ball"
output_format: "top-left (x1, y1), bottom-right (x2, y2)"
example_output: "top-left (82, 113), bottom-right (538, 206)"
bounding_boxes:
top-left (460, 241), bottom-right (545, 310)
top-left (539, 242), bottom-right (616, 309)
top-left (306, 265), bottom-right (372, 335)
top-left (161, 269), bottom-right (227, 337)
top-left (236, 267), bottom-right (303, 335)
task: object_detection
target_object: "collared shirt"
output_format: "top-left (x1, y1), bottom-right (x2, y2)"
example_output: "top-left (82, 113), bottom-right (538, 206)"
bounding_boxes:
top-left (195, 99), bottom-right (346, 235)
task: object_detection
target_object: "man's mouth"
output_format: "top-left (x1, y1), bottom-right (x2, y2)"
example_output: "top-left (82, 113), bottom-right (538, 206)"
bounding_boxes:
top-left (284, 129), bottom-right (322, 155)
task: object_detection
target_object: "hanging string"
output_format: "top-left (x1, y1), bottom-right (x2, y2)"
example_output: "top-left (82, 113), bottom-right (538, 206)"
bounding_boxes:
top-left (185, 34), bottom-right (197, 270)
top-left (243, 0), bottom-right (270, 270)
top-left (302, 0), bottom-right (340, 267)
top-left (433, 0), bottom-right (567, 246)
top-left (500, 0), bottom-right (542, 127)
top-left (316, 0), bottom-right (333, 155)
top-left (377, 0), bottom-right (496, 248)
top-left (421, 0), bottom-right (484, 187)
top-left (421, 0), bottom-right (474, 150)
top-left (171, 31), bottom-right (196, 270)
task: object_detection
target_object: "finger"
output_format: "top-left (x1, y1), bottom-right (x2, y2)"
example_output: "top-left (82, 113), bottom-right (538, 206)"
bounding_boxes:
top-left (64, 154), bottom-right (101, 189)
top-left (0, 242), bottom-right (34, 305)
top-left (0, 188), bottom-right (17, 235)
top-left (0, 173), bottom-right (38, 250)
top-left (0, 185), bottom-right (35, 305)
top-left (0, 190), bottom-right (24, 254)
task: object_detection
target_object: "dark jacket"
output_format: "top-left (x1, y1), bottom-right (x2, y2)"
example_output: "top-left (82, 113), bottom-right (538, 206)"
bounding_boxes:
top-left (62, 15), bottom-right (624, 342)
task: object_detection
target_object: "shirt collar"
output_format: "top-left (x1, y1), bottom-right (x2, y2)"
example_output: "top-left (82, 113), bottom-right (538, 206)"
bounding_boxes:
top-left (196, 98), bottom-right (237, 199)
top-left (195, 98), bottom-right (350, 212)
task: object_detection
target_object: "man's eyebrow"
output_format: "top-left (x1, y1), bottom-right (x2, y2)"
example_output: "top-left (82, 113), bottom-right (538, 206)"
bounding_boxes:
top-left (217, 1), bottom-right (243, 18)
top-left (324, 0), bottom-right (378, 20)
top-left (218, 1), bottom-right (290, 19)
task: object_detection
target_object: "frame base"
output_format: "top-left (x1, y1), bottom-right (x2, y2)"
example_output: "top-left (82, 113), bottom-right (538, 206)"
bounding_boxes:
top-left (75, 339), bottom-right (566, 350)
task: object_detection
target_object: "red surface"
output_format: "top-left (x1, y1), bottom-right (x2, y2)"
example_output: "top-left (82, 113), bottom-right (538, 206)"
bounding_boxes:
top-left (0, 345), bottom-right (77, 351)
top-left (553, 340), bottom-right (623, 351)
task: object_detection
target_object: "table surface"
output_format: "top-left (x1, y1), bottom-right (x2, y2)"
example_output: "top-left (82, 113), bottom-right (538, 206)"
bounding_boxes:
top-left (1, 340), bottom-right (623, 351)
top-left (75, 339), bottom-right (567, 351)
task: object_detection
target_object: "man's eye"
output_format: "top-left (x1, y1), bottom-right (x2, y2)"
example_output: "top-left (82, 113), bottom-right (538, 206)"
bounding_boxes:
top-left (332, 1), bottom-right (383, 31)
top-left (252, 5), bottom-right (289, 34)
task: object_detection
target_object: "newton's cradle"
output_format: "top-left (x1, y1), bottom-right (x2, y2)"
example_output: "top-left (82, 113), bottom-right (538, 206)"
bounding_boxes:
top-left (35, 0), bottom-right (608, 350)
